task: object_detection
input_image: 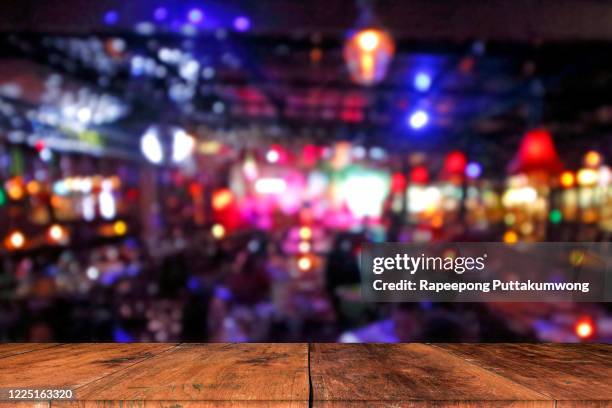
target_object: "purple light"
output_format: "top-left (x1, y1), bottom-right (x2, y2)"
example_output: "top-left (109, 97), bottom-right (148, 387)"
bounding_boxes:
top-left (187, 8), bottom-right (204, 24)
top-left (153, 7), bottom-right (168, 21)
top-left (233, 16), bottom-right (251, 32)
top-left (408, 110), bottom-right (429, 130)
top-left (103, 10), bottom-right (119, 25)
top-left (465, 162), bottom-right (482, 179)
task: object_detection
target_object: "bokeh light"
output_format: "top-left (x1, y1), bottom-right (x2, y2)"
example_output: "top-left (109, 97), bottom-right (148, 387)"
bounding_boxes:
top-left (233, 16), bottom-right (251, 31)
top-left (187, 8), bottom-right (204, 24)
top-left (408, 110), bottom-right (429, 129)
top-left (414, 72), bottom-right (432, 91)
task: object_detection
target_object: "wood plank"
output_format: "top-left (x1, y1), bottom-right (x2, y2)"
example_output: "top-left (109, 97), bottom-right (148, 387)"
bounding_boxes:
top-left (0, 344), bottom-right (176, 390)
top-left (436, 344), bottom-right (612, 406)
top-left (71, 343), bottom-right (308, 407)
top-left (310, 343), bottom-right (552, 408)
top-left (538, 343), bottom-right (612, 360)
top-left (53, 402), bottom-right (300, 407)
top-left (555, 403), bottom-right (612, 408)
top-left (0, 344), bottom-right (61, 360)
top-left (52, 400), bottom-right (298, 408)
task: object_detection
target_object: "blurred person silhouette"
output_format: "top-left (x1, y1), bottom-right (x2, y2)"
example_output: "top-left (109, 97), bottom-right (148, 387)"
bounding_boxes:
top-left (325, 233), bottom-right (362, 325)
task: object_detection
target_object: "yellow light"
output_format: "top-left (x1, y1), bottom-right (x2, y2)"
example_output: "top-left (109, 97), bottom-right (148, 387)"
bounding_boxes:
top-left (7, 231), bottom-right (25, 249)
top-left (48, 224), bottom-right (65, 242)
top-left (569, 249), bottom-right (585, 266)
top-left (584, 151), bottom-right (602, 168)
top-left (297, 256), bottom-right (312, 271)
top-left (575, 320), bottom-right (594, 339)
top-left (211, 223), bottom-right (225, 239)
top-left (559, 171), bottom-right (574, 188)
top-left (63, 177), bottom-right (72, 191)
top-left (360, 54), bottom-right (374, 78)
top-left (503, 230), bottom-right (518, 244)
top-left (299, 226), bottom-right (312, 240)
top-left (520, 222), bottom-right (534, 235)
top-left (110, 176), bottom-right (122, 190)
top-left (298, 241), bottom-right (311, 254)
top-left (577, 168), bottom-right (598, 186)
top-left (357, 30), bottom-right (381, 52)
top-left (212, 189), bottom-right (233, 210)
top-left (504, 213), bottom-right (516, 226)
top-left (199, 140), bottom-right (222, 155)
top-left (113, 220), bottom-right (128, 235)
top-left (26, 180), bottom-right (41, 195)
top-left (6, 180), bottom-right (24, 200)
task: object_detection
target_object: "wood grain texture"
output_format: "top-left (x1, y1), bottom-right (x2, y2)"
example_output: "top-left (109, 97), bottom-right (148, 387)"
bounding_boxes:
top-left (0, 344), bottom-right (610, 408)
top-left (0, 343), bottom-right (176, 389)
top-left (436, 344), bottom-right (612, 406)
top-left (0, 343), bottom-right (61, 359)
top-left (50, 400), bottom-right (308, 408)
top-left (539, 343), bottom-right (612, 360)
top-left (73, 343), bottom-right (308, 407)
top-left (53, 402), bottom-right (302, 407)
top-left (309, 343), bottom-right (552, 408)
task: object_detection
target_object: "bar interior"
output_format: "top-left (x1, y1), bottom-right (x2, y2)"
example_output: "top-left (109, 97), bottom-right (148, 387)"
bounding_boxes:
top-left (0, 0), bottom-right (610, 343)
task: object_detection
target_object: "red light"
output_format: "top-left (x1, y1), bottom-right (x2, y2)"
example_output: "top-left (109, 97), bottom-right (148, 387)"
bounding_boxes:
top-left (189, 182), bottom-right (203, 196)
top-left (410, 166), bottom-right (429, 184)
top-left (443, 151), bottom-right (467, 176)
top-left (575, 318), bottom-right (594, 339)
top-left (126, 188), bottom-right (139, 202)
top-left (302, 145), bottom-right (320, 166)
top-left (34, 140), bottom-right (46, 152)
top-left (509, 128), bottom-right (562, 174)
top-left (391, 172), bottom-right (407, 193)
top-left (459, 57), bottom-right (475, 73)
top-left (340, 109), bottom-right (364, 123)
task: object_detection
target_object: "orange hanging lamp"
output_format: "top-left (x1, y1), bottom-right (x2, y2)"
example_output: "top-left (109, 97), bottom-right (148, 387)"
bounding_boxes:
top-left (344, 0), bottom-right (395, 86)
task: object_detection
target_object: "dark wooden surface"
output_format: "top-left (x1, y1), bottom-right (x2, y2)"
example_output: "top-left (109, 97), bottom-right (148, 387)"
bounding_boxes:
top-left (0, 343), bottom-right (610, 407)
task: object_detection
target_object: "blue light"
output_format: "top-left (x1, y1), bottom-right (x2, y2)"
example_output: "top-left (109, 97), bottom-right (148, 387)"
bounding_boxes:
top-left (414, 72), bottom-right (432, 91)
top-left (233, 16), bottom-right (251, 31)
top-left (153, 7), bottom-right (168, 21)
top-left (408, 110), bottom-right (429, 129)
top-left (113, 326), bottom-right (134, 343)
top-left (187, 8), bottom-right (204, 24)
top-left (103, 10), bottom-right (119, 25)
top-left (465, 162), bottom-right (482, 179)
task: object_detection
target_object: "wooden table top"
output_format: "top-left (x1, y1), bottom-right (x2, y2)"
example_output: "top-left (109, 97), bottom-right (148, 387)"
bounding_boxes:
top-left (0, 343), bottom-right (609, 407)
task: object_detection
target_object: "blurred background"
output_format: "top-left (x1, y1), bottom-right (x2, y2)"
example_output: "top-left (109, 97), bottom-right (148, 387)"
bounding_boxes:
top-left (0, 0), bottom-right (610, 343)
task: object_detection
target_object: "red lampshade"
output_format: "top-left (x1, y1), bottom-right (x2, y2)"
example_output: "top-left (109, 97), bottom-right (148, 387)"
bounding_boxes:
top-left (509, 129), bottom-right (562, 174)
